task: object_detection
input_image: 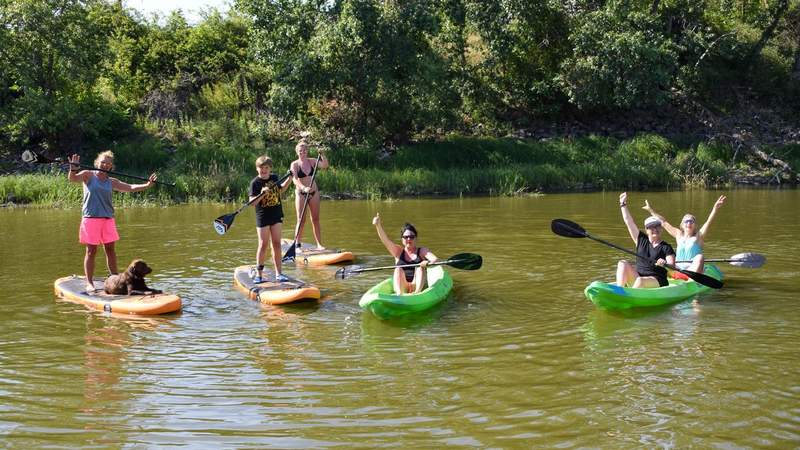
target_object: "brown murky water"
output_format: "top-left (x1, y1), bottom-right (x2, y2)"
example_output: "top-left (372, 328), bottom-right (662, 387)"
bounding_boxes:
top-left (1, 189), bottom-right (798, 447)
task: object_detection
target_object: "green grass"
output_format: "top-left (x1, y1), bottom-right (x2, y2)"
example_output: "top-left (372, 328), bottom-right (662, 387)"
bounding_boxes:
top-left (6, 118), bottom-right (780, 206)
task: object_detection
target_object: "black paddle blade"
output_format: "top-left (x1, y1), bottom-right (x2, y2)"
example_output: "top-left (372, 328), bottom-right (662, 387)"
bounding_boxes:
top-left (674, 267), bottom-right (724, 289)
top-left (447, 253), bottom-right (482, 270)
top-left (282, 243), bottom-right (296, 262)
top-left (213, 215), bottom-right (234, 235)
top-left (551, 219), bottom-right (588, 238)
top-left (729, 252), bottom-right (766, 268)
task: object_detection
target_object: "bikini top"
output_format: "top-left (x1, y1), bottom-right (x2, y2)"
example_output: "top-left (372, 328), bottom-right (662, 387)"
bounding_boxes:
top-left (295, 161), bottom-right (315, 178)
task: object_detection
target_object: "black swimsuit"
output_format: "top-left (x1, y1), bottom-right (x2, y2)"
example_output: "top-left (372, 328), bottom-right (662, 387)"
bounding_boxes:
top-left (397, 249), bottom-right (422, 282)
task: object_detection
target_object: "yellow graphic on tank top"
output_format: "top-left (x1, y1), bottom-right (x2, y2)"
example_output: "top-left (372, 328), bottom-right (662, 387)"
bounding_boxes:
top-left (259, 182), bottom-right (280, 207)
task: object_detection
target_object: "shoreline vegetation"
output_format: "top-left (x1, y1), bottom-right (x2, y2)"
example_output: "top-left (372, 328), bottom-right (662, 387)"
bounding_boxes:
top-left (2, 130), bottom-right (798, 208)
top-left (1, 1), bottom-right (798, 207)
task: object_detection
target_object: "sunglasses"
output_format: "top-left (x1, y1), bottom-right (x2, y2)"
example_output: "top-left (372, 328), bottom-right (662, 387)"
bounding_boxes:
top-left (402, 234), bottom-right (416, 240)
top-left (646, 225), bottom-right (661, 230)
top-left (683, 219), bottom-right (695, 224)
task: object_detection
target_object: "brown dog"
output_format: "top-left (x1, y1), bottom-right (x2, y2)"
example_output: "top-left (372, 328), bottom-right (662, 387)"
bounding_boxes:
top-left (104, 259), bottom-right (163, 295)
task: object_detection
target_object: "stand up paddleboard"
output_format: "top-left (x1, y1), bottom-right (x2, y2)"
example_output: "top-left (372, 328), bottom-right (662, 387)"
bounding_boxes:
top-left (280, 239), bottom-right (354, 265)
top-left (54, 276), bottom-right (181, 315)
top-left (233, 266), bottom-right (320, 305)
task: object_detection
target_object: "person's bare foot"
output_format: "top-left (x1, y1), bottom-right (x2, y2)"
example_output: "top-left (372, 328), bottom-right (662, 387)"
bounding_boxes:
top-left (85, 282), bottom-right (97, 293)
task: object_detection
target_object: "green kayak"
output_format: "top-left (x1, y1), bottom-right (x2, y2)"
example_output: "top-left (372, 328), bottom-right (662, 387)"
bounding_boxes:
top-left (584, 265), bottom-right (724, 310)
top-left (359, 265), bottom-right (453, 319)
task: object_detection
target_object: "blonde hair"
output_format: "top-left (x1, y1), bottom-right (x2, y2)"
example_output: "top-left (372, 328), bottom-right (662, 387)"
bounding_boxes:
top-left (94, 150), bottom-right (114, 168)
top-left (295, 139), bottom-right (309, 152)
top-left (255, 155), bottom-right (273, 167)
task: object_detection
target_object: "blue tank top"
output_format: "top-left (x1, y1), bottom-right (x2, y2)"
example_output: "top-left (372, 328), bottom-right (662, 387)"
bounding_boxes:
top-left (676, 235), bottom-right (702, 261)
top-left (82, 174), bottom-right (114, 218)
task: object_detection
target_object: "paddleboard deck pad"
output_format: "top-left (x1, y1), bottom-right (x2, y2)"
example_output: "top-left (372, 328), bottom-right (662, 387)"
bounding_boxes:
top-left (54, 275), bottom-right (182, 315)
top-left (281, 239), bottom-right (354, 265)
top-left (233, 266), bottom-right (320, 305)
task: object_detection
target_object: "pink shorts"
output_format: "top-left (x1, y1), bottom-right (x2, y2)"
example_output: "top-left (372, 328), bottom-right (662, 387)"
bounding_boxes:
top-left (79, 217), bottom-right (120, 245)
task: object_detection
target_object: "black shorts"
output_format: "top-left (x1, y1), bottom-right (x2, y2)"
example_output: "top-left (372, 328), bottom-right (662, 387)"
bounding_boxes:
top-left (256, 207), bottom-right (283, 228)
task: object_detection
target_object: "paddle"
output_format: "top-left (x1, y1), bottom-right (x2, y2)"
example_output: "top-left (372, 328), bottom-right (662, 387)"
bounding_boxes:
top-left (21, 150), bottom-right (176, 187)
top-left (282, 153), bottom-right (322, 262)
top-left (334, 252), bottom-right (483, 280)
top-left (213, 171), bottom-right (292, 235)
top-left (551, 218), bottom-right (723, 289)
top-left (678, 252), bottom-right (765, 268)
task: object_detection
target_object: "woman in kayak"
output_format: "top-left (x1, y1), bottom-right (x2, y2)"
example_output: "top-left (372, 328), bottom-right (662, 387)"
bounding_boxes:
top-left (372, 213), bottom-right (438, 294)
top-left (642, 194), bottom-right (726, 275)
top-left (616, 192), bottom-right (676, 288)
top-left (290, 139), bottom-right (328, 250)
top-left (67, 151), bottom-right (157, 293)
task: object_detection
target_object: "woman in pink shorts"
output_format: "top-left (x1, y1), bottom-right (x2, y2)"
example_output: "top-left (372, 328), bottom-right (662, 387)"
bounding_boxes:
top-left (68, 151), bottom-right (157, 292)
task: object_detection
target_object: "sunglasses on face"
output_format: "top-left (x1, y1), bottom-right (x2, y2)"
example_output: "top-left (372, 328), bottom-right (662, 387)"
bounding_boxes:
top-left (646, 225), bottom-right (661, 230)
top-left (402, 234), bottom-right (416, 240)
top-left (683, 219), bottom-right (695, 224)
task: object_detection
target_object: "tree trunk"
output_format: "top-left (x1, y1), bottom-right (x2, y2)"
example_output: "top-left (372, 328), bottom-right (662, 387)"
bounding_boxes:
top-left (748, 0), bottom-right (790, 63)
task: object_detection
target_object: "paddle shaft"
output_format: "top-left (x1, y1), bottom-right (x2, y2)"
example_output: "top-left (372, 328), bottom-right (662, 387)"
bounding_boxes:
top-left (28, 151), bottom-right (175, 187)
top-left (347, 258), bottom-right (464, 274)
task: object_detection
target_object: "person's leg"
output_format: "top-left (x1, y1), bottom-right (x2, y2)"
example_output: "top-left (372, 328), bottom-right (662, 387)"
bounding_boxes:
top-left (393, 268), bottom-right (408, 295)
top-left (256, 226), bottom-right (270, 279)
top-left (688, 254), bottom-right (705, 273)
top-left (294, 193), bottom-right (307, 247)
top-left (632, 276), bottom-right (661, 288)
top-left (615, 260), bottom-right (637, 287)
top-left (413, 266), bottom-right (427, 293)
top-left (103, 242), bottom-right (117, 275)
top-left (269, 223), bottom-right (283, 277)
top-left (307, 193), bottom-right (324, 249)
top-left (84, 245), bottom-right (98, 291)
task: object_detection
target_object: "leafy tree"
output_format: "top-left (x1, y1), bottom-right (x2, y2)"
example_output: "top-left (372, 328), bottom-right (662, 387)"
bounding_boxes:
top-left (0, 0), bottom-right (117, 151)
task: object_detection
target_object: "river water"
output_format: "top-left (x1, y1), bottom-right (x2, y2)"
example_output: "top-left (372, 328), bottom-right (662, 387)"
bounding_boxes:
top-left (1, 189), bottom-right (798, 448)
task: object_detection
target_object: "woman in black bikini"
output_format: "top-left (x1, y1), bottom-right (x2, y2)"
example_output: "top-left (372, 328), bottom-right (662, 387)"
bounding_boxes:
top-left (290, 139), bottom-right (328, 250)
top-left (372, 213), bottom-right (438, 294)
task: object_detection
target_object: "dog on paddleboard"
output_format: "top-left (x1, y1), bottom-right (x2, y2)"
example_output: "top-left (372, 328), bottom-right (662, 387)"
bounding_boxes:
top-left (104, 259), bottom-right (162, 295)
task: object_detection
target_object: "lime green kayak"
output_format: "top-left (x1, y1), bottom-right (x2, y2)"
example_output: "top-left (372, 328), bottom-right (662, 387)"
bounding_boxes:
top-left (584, 265), bottom-right (724, 310)
top-left (359, 265), bottom-right (453, 319)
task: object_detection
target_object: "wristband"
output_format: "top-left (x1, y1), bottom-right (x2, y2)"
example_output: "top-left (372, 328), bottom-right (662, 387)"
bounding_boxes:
top-left (620, 202), bottom-right (626, 207)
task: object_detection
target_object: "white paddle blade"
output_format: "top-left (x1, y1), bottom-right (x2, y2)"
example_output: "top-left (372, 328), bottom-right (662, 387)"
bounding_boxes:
top-left (213, 220), bottom-right (228, 235)
top-left (21, 150), bottom-right (37, 163)
top-left (730, 252), bottom-right (766, 268)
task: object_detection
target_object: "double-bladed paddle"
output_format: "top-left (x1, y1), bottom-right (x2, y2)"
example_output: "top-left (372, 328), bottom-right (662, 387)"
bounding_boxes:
top-left (213, 171), bottom-right (292, 235)
top-left (282, 153), bottom-right (322, 262)
top-left (21, 150), bottom-right (176, 187)
top-left (334, 253), bottom-right (483, 280)
top-left (551, 218), bottom-right (723, 289)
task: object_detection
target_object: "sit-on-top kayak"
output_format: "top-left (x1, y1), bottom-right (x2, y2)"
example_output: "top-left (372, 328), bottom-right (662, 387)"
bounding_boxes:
top-left (280, 239), bottom-right (354, 265)
top-left (54, 276), bottom-right (181, 315)
top-left (233, 266), bottom-right (320, 305)
top-left (359, 265), bottom-right (453, 319)
top-left (584, 265), bottom-right (723, 310)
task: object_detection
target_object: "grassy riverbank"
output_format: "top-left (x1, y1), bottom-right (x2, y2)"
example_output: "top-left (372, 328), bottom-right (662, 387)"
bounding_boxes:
top-left (3, 131), bottom-right (775, 207)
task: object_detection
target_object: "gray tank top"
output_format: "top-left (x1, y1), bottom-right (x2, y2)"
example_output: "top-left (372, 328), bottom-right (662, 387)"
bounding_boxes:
top-left (82, 174), bottom-right (114, 218)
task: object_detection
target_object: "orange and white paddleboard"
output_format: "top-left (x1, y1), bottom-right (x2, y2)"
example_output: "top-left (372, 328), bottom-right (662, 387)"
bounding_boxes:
top-left (233, 266), bottom-right (320, 305)
top-left (280, 239), bottom-right (354, 265)
top-left (54, 276), bottom-right (181, 315)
